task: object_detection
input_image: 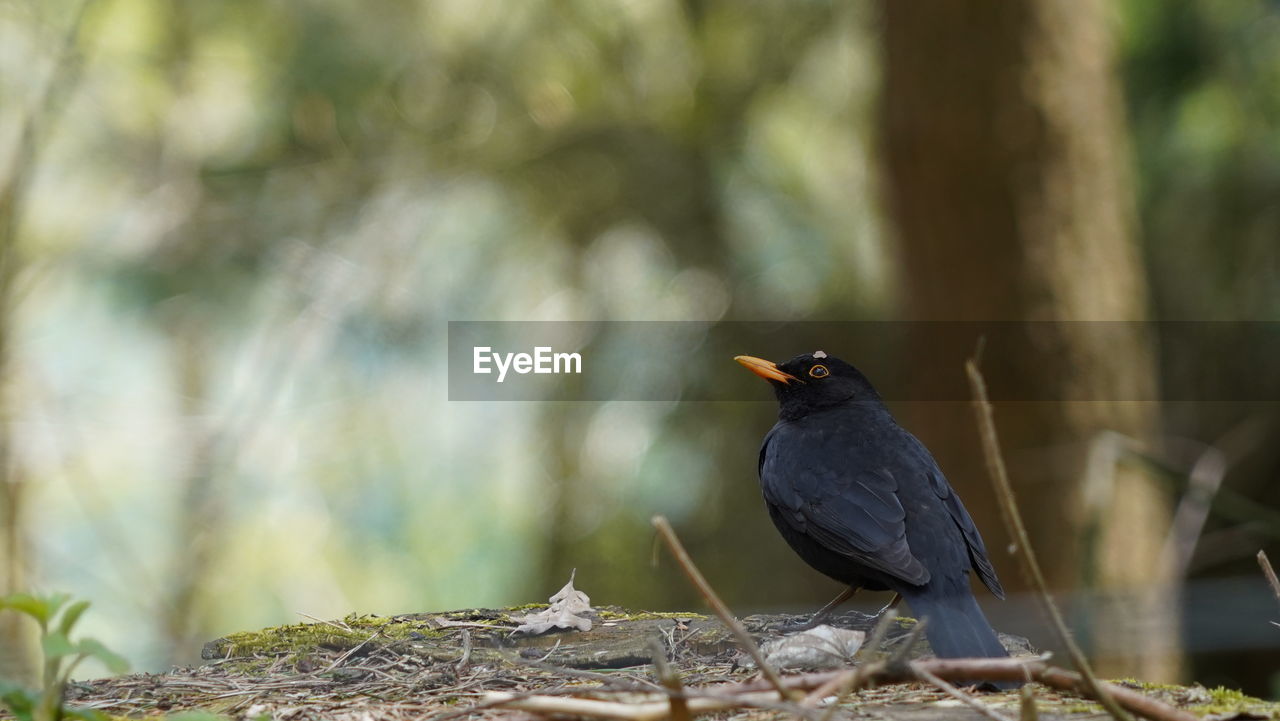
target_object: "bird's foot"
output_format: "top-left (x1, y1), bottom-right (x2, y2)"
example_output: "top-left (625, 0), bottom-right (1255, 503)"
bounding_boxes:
top-left (866, 594), bottom-right (903, 626)
top-left (766, 612), bottom-right (830, 634)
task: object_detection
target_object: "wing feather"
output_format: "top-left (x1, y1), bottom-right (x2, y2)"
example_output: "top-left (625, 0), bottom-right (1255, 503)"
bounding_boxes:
top-left (931, 470), bottom-right (1006, 599)
top-left (759, 425), bottom-right (929, 586)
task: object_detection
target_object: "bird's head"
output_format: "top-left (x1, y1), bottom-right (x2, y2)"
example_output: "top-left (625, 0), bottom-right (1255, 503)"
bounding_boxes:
top-left (735, 351), bottom-right (882, 419)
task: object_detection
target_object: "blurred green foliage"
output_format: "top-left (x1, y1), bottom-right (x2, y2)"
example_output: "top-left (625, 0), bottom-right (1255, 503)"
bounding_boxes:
top-left (1122, 0), bottom-right (1280, 319)
top-left (3, 0), bottom-right (887, 672)
top-left (0, 593), bottom-right (128, 721)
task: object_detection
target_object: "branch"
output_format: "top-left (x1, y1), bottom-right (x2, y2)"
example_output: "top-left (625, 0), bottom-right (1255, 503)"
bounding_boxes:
top-left (965, 359), bottom-right (1133, 721)
top-left (1, 0), bottom-right (93, 246)
top-left (648, 639), bottom-right (690, 721)
top-left (650, 515), bottom-right (796, 701)
top-left (484, 688), bottom-right (785, 721)
top-left (912, 664), bottom-right (1013, 721)
top-left (1258, 550), bottom-right (1280, 627)
top-left (1020, 682), bottom-right (1040, 721)
top-left (486, 656), bottom-right (1198, 721)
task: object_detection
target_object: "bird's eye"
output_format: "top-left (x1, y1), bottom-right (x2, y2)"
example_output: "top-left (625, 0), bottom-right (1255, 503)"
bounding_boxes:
top-left (809, 365), bottom-right (829, 378)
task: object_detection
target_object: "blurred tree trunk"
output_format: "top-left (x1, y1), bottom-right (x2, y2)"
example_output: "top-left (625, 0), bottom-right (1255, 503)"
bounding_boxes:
top-left (160, 320), bottom-right (222, 663)
top-left (152, 1), bottom-right (219, 665)
top-left (881, 1), bottom-right (1179, 680)
top-left (0, 1), bottom-right (92, 681)
top-left (0, 202), bottom-right (34, 684)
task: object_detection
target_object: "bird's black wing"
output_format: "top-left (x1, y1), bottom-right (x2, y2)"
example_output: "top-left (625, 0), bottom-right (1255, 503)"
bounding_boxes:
top-left (759, 424), bottom-right (930, 586)
top-left (928, 468), bottom-right (1006, 599)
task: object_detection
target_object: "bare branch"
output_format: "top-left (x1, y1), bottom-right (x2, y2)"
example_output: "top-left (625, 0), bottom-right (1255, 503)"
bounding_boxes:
top-left (486, 655), bottom-right (1198, 721)
top-left (1258, 550), bottom-right (1280, 612)
top-left (484, 688), bottom-right (785, 721)
top-left (650, 515), bottom-right (796, 701)
top-left (965, 359), bottom-right (1133, 721)
top-left (1019, 683), bottom-right (1039, 721)
top-left (912, 664), bottom-right (1014, 721)
top-left (648, 639), bottom-right (690, 721)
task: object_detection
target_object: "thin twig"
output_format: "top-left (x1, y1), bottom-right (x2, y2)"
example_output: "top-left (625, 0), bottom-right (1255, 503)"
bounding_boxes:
top-left (536, 639), bottom-right (563, 663)
top-left (885, 617), bottom-right (927, 667)
top-left (1163, 443), bottom-right (1227, 577)
top-left (913, 664), bottom-right (1013, 721)
top-left (965, 359), bottom-right (1133, 721)
top-left (650, 515), bottom-right (796, 701)
top-left (853, 608), bottom-right (897, 663)
top-left (319, 630), bottom-right (380, 674)
top-left (648, 639), bottom-right (690, 721)
top-left (803, 667), bottom-right (858, 709)
top-left (511, 656), bottom-right (664, 692)
top-left (1019, 682), bottom-right (1039, 721)
top-left (454, 629), bottom-right (472, 674)
top-left (1, 0), bottom-right (93, 207)
top-left (813, 667), bottom-right (872, 721)
top-left (1257, 550), bottom-right (1280, 611)
top-left (1163, 419), bottom-right (1266, 575)
top-left (297, 613), bottom-right (354, 633)
top-left (487, 656), bottom-right (1197, 721)
top-left (802, 616), bottom-right (894, 715)
top-left (484, 689), bottom-right (785, 721)
top-left (765, 656), bottom-right (1192, 721)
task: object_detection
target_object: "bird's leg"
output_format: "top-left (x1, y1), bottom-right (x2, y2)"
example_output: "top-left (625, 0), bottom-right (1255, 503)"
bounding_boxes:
top-left (816, 586), bottom-right (859, 619)
top-left (875, 593), bottom-right (902, 617)
top-left (775, 587), bottom-right (857, 633)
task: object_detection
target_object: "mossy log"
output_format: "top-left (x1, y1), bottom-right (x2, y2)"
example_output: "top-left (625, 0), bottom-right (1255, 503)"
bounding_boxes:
top-left (61, 606), bottom-right (1277, 720)
top-left (201, 604), bottom-right (1034, 672)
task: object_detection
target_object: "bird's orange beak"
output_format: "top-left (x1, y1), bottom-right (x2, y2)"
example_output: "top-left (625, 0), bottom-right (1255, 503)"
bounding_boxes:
top-left (735, 355), bottom-right (798, 384)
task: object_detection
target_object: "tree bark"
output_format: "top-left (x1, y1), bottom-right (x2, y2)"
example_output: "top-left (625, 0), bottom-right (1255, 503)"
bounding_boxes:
top-left (881, 0), bottom-right (1179, 680)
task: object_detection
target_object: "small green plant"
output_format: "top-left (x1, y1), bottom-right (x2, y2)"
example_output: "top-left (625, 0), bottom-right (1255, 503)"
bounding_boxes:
top-left (0, 593), bottom-right (128, 721)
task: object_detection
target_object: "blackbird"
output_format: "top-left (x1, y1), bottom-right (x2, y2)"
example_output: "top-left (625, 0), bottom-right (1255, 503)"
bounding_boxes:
top-left (736, 351), bottom-right (1009, 661)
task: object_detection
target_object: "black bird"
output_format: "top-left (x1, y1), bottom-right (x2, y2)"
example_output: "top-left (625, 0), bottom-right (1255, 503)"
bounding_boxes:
top-left (736, 351), bottom-right (1009, 661)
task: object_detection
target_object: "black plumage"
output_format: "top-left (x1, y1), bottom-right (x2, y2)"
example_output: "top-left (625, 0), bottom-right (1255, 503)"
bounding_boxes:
top-left (737, 351), bottom-right (1009, 661)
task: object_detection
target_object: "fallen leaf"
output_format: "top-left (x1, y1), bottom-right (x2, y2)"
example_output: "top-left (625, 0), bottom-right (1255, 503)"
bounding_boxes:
top-left (756, 625), bottom-right (865, 670)
top-left (511, 570), bottom-right (594, 636)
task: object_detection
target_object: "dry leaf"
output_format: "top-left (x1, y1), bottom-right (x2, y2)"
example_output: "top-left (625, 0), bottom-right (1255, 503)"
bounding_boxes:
top-left (511, 570), bottom-right (593, 636)
top-left (756, 624), bottom-right (865, 670)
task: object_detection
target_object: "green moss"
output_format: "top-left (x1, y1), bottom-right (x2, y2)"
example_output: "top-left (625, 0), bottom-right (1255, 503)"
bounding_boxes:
top-left (213, 607), bottom-right (703, 664)
top-left (1104, 679), bottom-right (1279, 717)
top-left (213, 614), bottom-right (446, 659)
top-left (596, 609), bottom-right (709, 621)
top-left (1205, 686), bottom-right (1254, 704)
top-left (1114, 677), bottom-right (1184, 692)
top-left (341, 613), bottom-right (395, 626)
top-left (1194, 686), bottom-right (1278, 716)
top-left (1058, 702), bottom-right (1103, 714)
top-left (506, 603), bottom-right (551, 612)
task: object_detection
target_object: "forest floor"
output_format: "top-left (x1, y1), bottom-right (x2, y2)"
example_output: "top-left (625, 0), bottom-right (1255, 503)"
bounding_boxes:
top-left (60, 605), bottom-right (1279, 721)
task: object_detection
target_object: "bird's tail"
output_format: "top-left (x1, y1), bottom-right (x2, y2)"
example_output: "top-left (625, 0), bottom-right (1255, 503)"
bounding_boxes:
top-left (901, 586), bottom-right (1015, 689)
top-left (901, 585), bottom-right (1009, 660)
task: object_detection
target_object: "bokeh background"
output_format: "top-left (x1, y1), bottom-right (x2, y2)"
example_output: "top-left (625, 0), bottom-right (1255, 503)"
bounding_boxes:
top-left (1, 0), bottom-right (1278, 696)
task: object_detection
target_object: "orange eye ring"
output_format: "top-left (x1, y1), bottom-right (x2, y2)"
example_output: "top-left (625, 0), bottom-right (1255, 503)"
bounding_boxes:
top-left (809, 365), bottom-right (829, 378)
